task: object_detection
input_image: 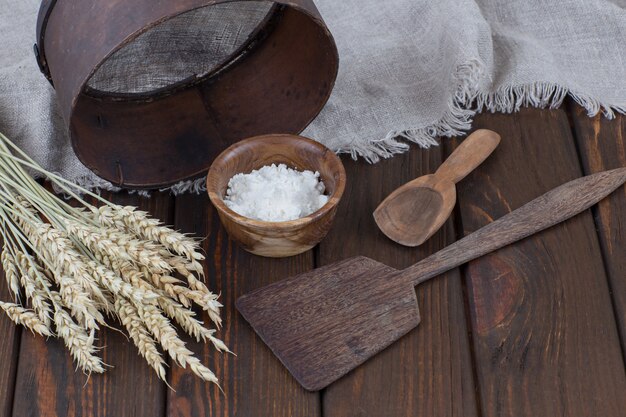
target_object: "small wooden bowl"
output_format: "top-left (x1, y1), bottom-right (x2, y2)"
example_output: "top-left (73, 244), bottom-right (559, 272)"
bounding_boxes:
top-left (207, 134), bottom-right (346, 258)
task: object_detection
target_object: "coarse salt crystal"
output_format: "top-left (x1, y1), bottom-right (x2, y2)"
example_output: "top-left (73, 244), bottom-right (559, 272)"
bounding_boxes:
top-left (223, 164), bottom-right (329, 222)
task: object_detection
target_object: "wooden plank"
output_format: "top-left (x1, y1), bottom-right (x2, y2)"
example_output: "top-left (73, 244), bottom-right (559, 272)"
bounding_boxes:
top-left (0, 265), bottom-right (21, 417)
top-left (455, 108), bottom-right (626, 417)
top-left (569, 106), bottom-right (626, 349)
top-left (167, 193), bottom-right (320, 417)
top-left (318, 148), bottom-right (478, 417)
top-left (11, 192), bottom-right (171, 417)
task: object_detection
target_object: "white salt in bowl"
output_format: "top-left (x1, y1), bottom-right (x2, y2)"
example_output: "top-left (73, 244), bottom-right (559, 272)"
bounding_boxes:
top-left (207, 134), bottom-right (346, 258)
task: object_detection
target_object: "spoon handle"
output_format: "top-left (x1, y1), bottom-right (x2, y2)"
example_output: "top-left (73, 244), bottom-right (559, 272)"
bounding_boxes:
top-left (435, 130), bottom-right (501, 184)
top-left (401, 168), bottom-right (626, 287)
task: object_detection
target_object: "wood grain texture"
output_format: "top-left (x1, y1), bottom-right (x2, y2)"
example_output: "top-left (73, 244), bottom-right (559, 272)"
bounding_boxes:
top-left (0, 262), bottom-right (21, 417)
top-left (207, 134), bottom-right (346, 258)
top-left (454, 108), bottom-right (626, 417)
top-left (374, 174), bottom-right (456, 247)
top-left (2, 108), bottom-right (625, 417)
top-left (570, 106), bottom-right (626, 349)
top-left (11, 192), bottom-right (171, 417)
top-left (435, 129), bottom-right (501, 184)
top-left (237, 256), bottom-right (419, 391)
top-left (237, 160), bottom-right (625, 391)
top-left (318, 148), bottom-right (478, 417)
top-left (374, 129), bottom-right (500, 247)
top-left (167, 192), bottom-right (320, 417)
top-left (402, 167), bottom-right (626, 286)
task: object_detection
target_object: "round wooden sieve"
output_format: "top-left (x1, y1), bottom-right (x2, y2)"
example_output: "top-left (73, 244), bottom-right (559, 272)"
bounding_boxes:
top-left (35, 0), bottom-right (339, 188)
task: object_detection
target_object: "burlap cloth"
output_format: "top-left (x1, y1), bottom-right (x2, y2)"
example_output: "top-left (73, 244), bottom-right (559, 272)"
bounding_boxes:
top-left (1, 0), bottom-right (624, 193)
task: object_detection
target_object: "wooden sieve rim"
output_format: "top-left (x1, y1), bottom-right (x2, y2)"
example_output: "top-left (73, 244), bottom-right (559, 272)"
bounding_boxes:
top-left (34, 0), bottom-right (339, 189)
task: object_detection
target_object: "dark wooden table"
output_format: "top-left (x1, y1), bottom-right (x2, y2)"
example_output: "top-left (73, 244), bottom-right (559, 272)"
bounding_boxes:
top-left (1, 103), bottom-right (625, 417)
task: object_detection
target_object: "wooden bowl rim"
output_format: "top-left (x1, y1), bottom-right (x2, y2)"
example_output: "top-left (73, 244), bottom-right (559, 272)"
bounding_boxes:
top-left (207, 134), bottom-right (346, 231)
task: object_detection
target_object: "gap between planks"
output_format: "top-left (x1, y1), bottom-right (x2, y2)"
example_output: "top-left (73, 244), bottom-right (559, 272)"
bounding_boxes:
top-left (2, 280), bottom-right (22, 417)
top-left (455, 107), bottom-right (626, 417)
top-left (566, 100), bottom-right (626, 368)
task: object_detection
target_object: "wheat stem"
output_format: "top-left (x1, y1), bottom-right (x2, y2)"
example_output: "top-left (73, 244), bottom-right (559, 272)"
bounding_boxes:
top-left (0, 132), bottom-right (226, 386)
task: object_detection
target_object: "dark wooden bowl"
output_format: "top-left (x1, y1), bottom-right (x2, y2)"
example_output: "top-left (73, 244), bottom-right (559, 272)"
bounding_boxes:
top-left (207, 134), bottom-right (346, 258)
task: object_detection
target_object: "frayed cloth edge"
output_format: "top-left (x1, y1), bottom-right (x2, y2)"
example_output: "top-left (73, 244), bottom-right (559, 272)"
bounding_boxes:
top-left (335, 59), bottom-right (485, 163)
top-left (41, 62), bottom-right (626, 195)
top-left (337, 63), bottom-right (626, 164)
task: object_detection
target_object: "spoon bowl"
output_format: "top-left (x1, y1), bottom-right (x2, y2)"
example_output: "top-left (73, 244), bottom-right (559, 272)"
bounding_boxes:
top-left (374, 175), bottom-right (456, 246)
top-left (374, 130), bottom-right (501, 247)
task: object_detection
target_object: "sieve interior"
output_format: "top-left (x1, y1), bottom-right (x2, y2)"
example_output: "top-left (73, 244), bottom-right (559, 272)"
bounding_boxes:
top-left (38, 0), bottom-right (338, 188)
top-left (86, 1), bottom-right (275, 96)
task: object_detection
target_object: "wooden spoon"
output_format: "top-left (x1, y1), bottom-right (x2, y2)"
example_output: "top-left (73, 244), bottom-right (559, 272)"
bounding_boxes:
top-left (237, 168), bottom-right (626, 391)
top-left (374, 129), bottom-right (501, 247)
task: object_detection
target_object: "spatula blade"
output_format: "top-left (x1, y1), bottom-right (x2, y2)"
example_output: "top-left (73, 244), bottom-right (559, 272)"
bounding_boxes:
top-left (236, 256), bottom-right (419, 391)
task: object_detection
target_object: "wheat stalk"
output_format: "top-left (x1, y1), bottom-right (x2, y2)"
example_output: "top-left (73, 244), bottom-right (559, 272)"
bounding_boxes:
top-left (0, 132), bottom-right (228, 386)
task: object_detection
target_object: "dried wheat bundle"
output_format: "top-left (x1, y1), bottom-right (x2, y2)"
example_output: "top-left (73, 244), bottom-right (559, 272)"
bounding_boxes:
top-left (0, 132), bottom-right (227, 385)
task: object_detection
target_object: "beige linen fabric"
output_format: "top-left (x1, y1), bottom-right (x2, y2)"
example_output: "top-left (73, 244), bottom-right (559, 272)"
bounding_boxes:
top-left (1, 0), bottom-right (624, 192)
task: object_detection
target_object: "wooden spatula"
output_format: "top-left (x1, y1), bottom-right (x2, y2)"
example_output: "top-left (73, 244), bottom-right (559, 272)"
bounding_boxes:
top-left (374, 129), bottom-right (501, 247)
top-left (237, 168), bottom-right (626, 392)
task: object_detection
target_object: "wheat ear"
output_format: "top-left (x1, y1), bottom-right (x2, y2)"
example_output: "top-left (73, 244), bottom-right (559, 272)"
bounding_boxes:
top-left (165, 258), bottom-right (222, 327)
top-left (53, 307), bottom-right (105, 374)
top-left (2, 248), bottom-right (21, 300)
top-left (19, 219), bottom-right (104, 328)
top-left (138, 303), bottom-right (219, 384)
top-left (95, 206), bottom-right (222, 326)
top-left (18, 216), bottom-right (108, 307)
top-left (71, 219), bottom-right (173, 275)
top-left (106, 259), bottom-right (230, 363)
top-left (96, 205), bottom-right (204, 263)
top-left (114, 261), bottom-right (229, 351)
top-left (115, 298), bottom-right (167, 381)
top-left (157, 296), bottom-right (229, 352)
top-left (86, 261), bottom-right (159, 304)
top-left (0, 132), bottom-right (226, 386)
top-left (0, 301), bottom-right (51, 336)
top-left (15, 252), bottom-right (53, 328)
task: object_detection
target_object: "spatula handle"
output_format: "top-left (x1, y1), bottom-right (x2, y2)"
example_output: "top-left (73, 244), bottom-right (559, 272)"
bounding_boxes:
top-left (435, 130), bottom-right (501, 184)
top-left (405, 168), bottom-right (626, 286)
